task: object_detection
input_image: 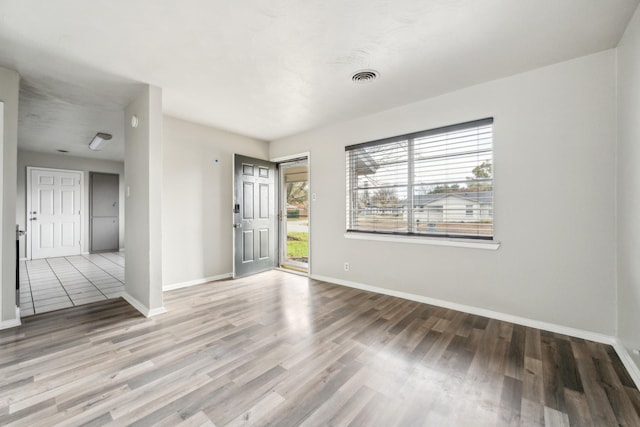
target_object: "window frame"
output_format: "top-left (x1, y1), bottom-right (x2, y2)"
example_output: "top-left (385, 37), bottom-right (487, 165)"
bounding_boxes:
top-left (345, 117), bottom-right (494, 241)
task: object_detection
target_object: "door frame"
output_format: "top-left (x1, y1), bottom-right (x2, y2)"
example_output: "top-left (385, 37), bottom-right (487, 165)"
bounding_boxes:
top-left (271, 152), bottom-right (311, 276)
top-left (26, 166), bottom-right (84, 260)
top-left (277, 158), bottom-right (309, 273)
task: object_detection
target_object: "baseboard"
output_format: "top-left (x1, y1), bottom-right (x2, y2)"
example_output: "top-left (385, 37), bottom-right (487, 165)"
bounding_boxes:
top-left (163, 273), bottom-right (232, 291)
top-left (122, 292), bottom-right (167, 318)
top-left (19, 257), bottom-right (27, 261)
top-left (612, 339), bottom-right (640, 389)
top-left (0, 307), bottom-right (22, 330)
top-left (147, 306), bottom-right (168, 317)
top-left (310, 274), bottom-right (617, 346)
top-left (119, 248), bottom-right (125, 252)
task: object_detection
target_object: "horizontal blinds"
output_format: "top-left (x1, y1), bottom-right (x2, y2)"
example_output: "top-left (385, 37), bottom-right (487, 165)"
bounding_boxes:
top-left (346, 118), bottom-right (493, 239)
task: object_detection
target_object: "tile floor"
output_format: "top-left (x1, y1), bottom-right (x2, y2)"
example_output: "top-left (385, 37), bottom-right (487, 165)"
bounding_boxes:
top-left (19, 252), bottom-right (125, 317)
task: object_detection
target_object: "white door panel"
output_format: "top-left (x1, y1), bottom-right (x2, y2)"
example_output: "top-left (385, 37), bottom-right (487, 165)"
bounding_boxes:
top-left (29, 169), bottom-right (82, 259)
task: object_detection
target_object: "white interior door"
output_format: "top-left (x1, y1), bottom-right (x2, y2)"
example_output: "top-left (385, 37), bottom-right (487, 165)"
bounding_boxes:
top-left (29, 168), bottom-right (82, 259)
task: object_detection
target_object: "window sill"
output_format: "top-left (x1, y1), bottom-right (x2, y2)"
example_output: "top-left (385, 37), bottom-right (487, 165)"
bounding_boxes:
top-left (343, 232), bottom-right (501, 250)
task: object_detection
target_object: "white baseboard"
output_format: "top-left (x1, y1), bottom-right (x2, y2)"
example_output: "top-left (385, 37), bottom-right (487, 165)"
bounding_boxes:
top-left (612, 339), bottom-right (640, 389)
top-left (0, 307), bottom-right (22, 330)
top-left (163, 273), bottom-right (232, 291)
top-left (119, 248), bottom-right (125, 252)
top-left (122, 292), bottom-right (166, 318)
top-left (19, 257), bottom-right (27, 261)
top-left (147, 306), bottom-right (168, 317)
top-left (310, 274), bottom-right (617, 346)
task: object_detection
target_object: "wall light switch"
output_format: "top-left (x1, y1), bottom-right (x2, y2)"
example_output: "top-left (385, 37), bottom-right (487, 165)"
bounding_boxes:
top-left (312, 192), bottom-right (317, 201)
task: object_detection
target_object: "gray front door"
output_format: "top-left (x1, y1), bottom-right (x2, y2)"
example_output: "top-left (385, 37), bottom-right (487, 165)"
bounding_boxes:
top-left (233, 154), bottom-right (277, 277)
top-left (90, 172), bottom-right (119, 252)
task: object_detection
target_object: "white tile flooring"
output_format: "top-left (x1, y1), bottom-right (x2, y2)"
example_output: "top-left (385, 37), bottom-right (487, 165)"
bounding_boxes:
top-left (19, 252), bottom-right (125, 317)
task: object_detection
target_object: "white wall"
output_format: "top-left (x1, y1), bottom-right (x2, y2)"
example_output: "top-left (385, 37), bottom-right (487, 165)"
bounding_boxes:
top-left (0, 66), bottom-right (19, 326)
top-left (271, 50), bottom-right (617, 335)
top-left (162, 115), bottom-right (268, 287)
top-left (617, 5), bottom-right (640, 366)
top-left (16, 149), bottom-right (125, 258)
top-left (124, 85), bottom-right (164, 314)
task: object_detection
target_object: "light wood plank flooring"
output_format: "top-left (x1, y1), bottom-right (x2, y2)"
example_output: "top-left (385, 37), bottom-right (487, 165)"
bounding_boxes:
top-left (1, 270), bottom-right (639, 426)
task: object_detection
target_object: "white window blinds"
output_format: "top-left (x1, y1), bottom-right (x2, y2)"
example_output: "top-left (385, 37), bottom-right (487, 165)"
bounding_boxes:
top-left (346, 118), bottom-right (494, 240)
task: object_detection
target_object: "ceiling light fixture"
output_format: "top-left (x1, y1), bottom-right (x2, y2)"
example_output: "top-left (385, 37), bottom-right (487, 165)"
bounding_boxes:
top-left (89, 132), bottom-right (112, 151)
top-left (351, 69), bottom-right (379, 84)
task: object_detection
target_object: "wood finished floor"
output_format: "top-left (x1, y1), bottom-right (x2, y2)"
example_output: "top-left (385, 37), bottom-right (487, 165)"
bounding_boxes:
top-left (1, 270), bottom-right (639, 426)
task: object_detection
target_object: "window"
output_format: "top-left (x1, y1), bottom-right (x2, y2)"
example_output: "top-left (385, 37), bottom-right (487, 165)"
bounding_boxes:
top-left (345, 118), bottom-right (493, 240)
top-left (466, 205), bottom-right (474, 216)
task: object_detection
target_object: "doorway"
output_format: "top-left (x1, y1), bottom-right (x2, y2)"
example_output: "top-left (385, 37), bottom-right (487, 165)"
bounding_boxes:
top-left (26, 167), bottom-right (83, 259)
top-left (232, 154), bottom-right (311, 278)
top-left (279, 159), bottom-right (309, 273)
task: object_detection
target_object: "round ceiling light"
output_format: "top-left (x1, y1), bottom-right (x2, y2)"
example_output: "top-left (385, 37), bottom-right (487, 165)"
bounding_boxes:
top-left (351, 69), bottom-right (379, 84)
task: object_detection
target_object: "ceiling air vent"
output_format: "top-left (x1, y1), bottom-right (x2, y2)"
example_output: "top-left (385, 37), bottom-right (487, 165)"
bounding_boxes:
top-left (351, 69), bottom-right (379, 84)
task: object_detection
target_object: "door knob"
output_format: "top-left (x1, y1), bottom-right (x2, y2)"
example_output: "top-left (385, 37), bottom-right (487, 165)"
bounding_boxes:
top-left (233, 223), bottom-right (242, 228)
top-left (30, 217), bottom-right (37, 221)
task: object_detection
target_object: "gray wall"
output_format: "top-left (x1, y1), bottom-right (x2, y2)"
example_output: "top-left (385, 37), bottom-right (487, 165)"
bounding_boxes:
top-left (270, 50), bottom-right (617, 335)
top-left (16, 149), bottom-right (125, 258)
top-left (124, 85), bottom-right (163, 313)
top-left (0, 66), bottom-right (19, 324)
top-left (617, 5), bottom-right (640, 366)
top-left (162, 115), bottom-right (268, 287)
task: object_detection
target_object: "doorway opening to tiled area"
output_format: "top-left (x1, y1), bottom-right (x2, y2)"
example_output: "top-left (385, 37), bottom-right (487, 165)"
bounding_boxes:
top-left (19, 252), bottom-right (125, 317)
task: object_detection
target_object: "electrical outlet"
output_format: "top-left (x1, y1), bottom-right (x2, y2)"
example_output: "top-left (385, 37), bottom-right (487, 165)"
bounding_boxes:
top-left (633, 349), bottom-right (640, 356)
top-left (312, 192), bottom-right (317, 201)
top-left (344, 262), bottom-right (350, 272)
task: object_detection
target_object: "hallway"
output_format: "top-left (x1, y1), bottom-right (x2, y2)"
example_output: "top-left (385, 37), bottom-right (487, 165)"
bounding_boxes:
top-left (19, 252), bottom-right (125, 317)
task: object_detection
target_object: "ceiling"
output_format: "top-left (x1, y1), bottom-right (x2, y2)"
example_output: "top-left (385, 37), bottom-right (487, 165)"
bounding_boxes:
top-left (0, 0), bottom-right (638, 160)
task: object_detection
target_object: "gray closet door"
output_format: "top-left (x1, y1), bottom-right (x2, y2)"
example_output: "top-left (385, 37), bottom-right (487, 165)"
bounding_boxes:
top-left (90, 173), bottom-right (119, 252)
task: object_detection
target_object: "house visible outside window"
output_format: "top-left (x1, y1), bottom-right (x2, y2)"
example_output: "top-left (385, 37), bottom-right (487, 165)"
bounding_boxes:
top-left (345, 118), bottom-right (494, 240)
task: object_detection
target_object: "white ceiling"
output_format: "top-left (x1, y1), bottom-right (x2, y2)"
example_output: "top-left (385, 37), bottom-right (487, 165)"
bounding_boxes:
top-left (0, 0), bottom-right (638, 160)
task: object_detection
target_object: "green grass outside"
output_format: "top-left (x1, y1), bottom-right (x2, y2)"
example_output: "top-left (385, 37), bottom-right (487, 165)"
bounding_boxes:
top-left (287, 231), bottom-right (308, 259)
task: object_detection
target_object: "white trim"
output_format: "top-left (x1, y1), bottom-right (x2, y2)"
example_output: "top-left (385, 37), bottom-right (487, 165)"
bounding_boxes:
top-left (344, 232), bottom-right (501, 250)
top-left (612, 339), bottom-right (640, 389)
top-left (122, 292), bottom-right (166, 318)
top-left (231, 152), bottom-right (236, 279)
top-left (19, 257), bottom-right (27, 261)
top-left (81, 252), bottom-right (90, 255)
top-left (26, 166), bottom-right (84, 260)
top-left (163, 273), bottom-right (232, 291)
top-left (0, 307), bottom-right (22, 330)
top-left (310, 274), bottom-right (615, 345)
top-left (308, 152), bottom-right (312, 276)
top-left (270, 152), bottom-right (310, 163)
top-left (148, 306), bottom-right (168, 317)
top-left (119, 248), bottom-right (125, 252)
